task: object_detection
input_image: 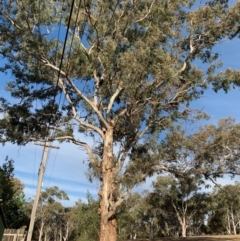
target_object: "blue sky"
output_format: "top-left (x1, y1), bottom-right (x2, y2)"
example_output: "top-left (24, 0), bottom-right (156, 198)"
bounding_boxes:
top-left (192, 38), bottom-right (240, 124)
top-left (1, 30), bottom-right (240, 206)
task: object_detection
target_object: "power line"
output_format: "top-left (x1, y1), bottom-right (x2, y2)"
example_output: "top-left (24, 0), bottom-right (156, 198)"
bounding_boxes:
top-left (27, 2), bottom-right (75, 241)
top-left (32, 145), bottom-right (37, 195)
top-left (31, 0), bottom-right (46, 195)
top-left (43, 144), bottom-right (52, 186)
top-left (54, 4), bottom-right (64, 110)
top-left (59, 0), bottom-right (82, 111)
top-left (50, 0), bottom-right (76, 121)
top-left (47, 147), bottom-right (59, 187)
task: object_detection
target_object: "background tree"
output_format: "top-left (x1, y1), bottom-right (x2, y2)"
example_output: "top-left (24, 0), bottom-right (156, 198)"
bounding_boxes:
top-left (69, 192), bottom-right (99, 241)
top-left (148, 118), bottom-right (240, 181)
top-left (35, 186), bottom-right (69, 241)
top-left (187, 192), bottom-right (211, 236)
top-left (117, 192), bottom-right (151, 240)
top-left (149, 175), bottom-right (209, 237)
top-left (117, 176), bottom-right (210, 239)
top-left (208, 183), bottom-right (240, 235)
top-left (146, 176), bottom-right (180, 237)
top-left (1, 1), bottom-right (240, 240)
top-left (0, 156), bottom-right (28, 228)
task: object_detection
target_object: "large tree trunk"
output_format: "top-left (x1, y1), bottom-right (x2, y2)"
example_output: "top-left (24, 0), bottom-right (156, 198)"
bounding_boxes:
top-left (181, 225), bottom-right (187, 237)
top-left (181, 218), bottom-right (187, 237)
top-left (172, 203), bottom-right (187, 237)
top-left (99, 128), bottom-right (117, 241)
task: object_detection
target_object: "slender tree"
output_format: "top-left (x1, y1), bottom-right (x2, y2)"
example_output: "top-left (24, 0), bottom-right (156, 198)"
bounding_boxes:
top-left (1, 1), bottom-right (240, 240)
top-left (0, 157), bottom-right (28, 228)
top-left (117, 192), bottom-right (150, 240)
top-left (208, 183), bottom-right (240, 235)
top-left (71, 192), bottom-right (100, 241)
top-left (35, 186), bottom-right (69, 241)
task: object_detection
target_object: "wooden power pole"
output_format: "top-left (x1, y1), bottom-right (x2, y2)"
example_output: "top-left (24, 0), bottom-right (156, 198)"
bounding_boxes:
top-left (26, 141), bottom-right (59, 241)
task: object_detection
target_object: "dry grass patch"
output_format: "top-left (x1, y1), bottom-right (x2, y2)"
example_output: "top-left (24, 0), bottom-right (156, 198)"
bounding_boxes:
top-left (127, 235), bottom-right (240, 241)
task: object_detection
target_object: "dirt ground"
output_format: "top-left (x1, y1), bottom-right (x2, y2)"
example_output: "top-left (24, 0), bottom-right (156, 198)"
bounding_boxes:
top-left (126, 235), bottom-right (240, 241)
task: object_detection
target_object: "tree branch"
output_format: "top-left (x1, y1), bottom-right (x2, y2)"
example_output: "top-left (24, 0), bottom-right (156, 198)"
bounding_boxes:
top-left (93, 69), bottom-right (100, 106)
top-left (56, 78), bottom-right (104, 137)
top-left (44, 62), bottom-right (67, 77)
top-left (106, 82), bottom-right (123, 118)
top-left (50, 136), bottom-right (99, 165)
top-left (134, 0), bottom-right (155, 24)
top-left (104, 189), bottom-right (131, 223)
top-left (66, 77), bottom-right (109, 129)
top-left (172, 202), bottom-right (183, 225)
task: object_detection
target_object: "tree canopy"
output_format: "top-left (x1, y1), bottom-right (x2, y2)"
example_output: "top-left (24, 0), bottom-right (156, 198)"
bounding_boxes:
top-left (1, 0), bottom-right (240, 240)
top-left (208, 182), bottom-right (240, 235)
top-left (34, 186), bottom-right (69, 241)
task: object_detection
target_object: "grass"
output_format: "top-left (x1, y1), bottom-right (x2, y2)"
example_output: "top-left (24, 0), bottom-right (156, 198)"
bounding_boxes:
top-left (126, 235), bottom-right (240, 241)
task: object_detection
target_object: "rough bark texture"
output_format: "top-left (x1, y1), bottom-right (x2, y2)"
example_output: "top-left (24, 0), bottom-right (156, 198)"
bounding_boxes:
top-left (99, 128), bottom-right (117, 241)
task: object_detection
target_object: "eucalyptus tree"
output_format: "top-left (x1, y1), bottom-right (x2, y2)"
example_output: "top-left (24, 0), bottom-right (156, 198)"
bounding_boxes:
top-left (208, 183), bottom-right (240, 235)
top-left (149, 175), bottom-right (209, 237)
top-left (71, 192), bottom-right (100, 241)
top-left (117, 192), bottom-right (152, 240)
top-left (1, 1), bottom-right (240, 240)
top-left (36, 186), bottom-right (69, 241)
top-left (155, 118), bottom-right (240, 180)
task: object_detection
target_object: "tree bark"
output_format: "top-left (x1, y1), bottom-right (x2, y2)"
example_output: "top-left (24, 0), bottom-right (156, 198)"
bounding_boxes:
top-left (63, 222), bottom-right (69, 241)
top-left (44, 228), bottom-right (48, 241)
top-left (181, 220), bottom-right (187, 237)
top-left (230, 210), bottom-right (237, 235)
top-left (226, 211), bottom-right (231, 235)
top-left (99, 128), bottom-right (117, 241)
top-left (149, 218), bottom-right (154, 239)
top-left (38, 221), bottom-right (44, 241)
top-left (172, 203), bottom-right (187, 237)
top-left (59, 228), bottom-right (62, 241)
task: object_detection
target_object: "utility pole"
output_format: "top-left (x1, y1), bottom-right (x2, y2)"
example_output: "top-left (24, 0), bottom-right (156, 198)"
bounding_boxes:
top-left (26, 141), bottom-right (59, 241)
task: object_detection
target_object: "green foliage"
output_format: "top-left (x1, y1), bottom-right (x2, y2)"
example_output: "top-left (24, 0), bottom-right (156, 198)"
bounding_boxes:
top-left (117, 175), bottom-right (211, 239)
top-left (40, 186), bottom-right (69, 204)
top-left (0, 157), bottom-right (28, 228)
top-left (145, 118), bottom-right (240, 180)
top-left (70, 193), bottom-right (100, 241)
top-left (208, 182), bottom-right (240, 235)
top-left (34, 186), bottom-right (70, 241)
top-left (1, 0), bottom-right (240, 238)
top-left (0, 0), bottom-right (240, 157)
top-left (117, 193), bottom-right (149, 240)
top-left (149, 175), bottom-right (210, 237)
